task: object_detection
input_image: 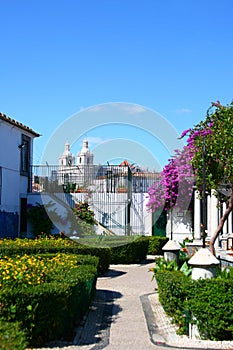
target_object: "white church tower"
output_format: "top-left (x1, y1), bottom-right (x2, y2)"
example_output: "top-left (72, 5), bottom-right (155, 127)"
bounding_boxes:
top-left (77, 139), bottom-right (94, 165)
top-left (59, 141), bottom-right (75, 166)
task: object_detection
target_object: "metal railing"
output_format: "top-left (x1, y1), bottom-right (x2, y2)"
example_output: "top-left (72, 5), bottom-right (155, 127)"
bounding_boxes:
top-left (30, 164), bottom-right (159, 194)
top-left (29, 164), bottom-right (159, 236)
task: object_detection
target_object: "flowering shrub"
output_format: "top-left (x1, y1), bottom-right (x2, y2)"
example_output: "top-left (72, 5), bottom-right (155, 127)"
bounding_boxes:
top-left (0, 252), bottom-right (98, 346)
top-left (147, 148), bottom-right (194, 212)
top-left (0, 236), bottom-right (73, 250)
top-left (72, 201), bottom-right (96, 237)
top-left (73, 201), bottom-right (95, 225)
top-left (0, 253), bottom-right (84, 290)
top-left (147, 101), bottom-right (233, 255)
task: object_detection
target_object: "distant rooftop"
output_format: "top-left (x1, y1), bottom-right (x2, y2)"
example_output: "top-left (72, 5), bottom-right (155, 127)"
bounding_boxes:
top-left (0, 112), bottom-right (40, 137)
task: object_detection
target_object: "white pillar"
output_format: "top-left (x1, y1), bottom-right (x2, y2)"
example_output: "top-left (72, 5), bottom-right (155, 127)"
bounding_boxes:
top-left (209, 190), bottom-right (220, 249)
top-left (207, 194), bottom-right (211, 237)
top-left (194, 190), bottom-right (201, 239)
top-left (228, 211), bottom-right (233, 234)
top-left (222, 203), bottom-right (228, 234)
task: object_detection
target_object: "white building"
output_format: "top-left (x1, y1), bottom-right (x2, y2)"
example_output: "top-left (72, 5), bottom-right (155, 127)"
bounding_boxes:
top-left (0, 113), bottom-right (40, 237)
top-left (58, 139), bottom-right (95, 189)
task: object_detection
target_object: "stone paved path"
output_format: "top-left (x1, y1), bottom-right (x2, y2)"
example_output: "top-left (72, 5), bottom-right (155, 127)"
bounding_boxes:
top-left (29, 258), bottom-right (233, 350)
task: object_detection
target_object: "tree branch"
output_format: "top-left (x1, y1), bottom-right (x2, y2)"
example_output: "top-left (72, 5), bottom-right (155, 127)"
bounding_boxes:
top-left (210, 189), bottom-right (233, 256)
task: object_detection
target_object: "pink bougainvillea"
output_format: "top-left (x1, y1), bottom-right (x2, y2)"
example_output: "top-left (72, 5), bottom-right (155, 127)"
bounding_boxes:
top-left (147, 147), bottom-right (194, 212)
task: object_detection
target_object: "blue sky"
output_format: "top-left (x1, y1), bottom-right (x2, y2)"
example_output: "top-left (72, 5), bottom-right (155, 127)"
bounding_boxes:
top-left (1, 0), bottom-right (233, 169)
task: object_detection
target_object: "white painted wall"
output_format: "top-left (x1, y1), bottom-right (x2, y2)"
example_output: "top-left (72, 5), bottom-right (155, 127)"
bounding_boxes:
top-left (166, 208), bottom-right (193, 243)
top-left (0, 119), bottom-right (37, 235)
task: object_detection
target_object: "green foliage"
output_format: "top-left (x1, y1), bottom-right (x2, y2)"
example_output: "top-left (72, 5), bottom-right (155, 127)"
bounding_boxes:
top-left (217, 265), bottom-right (233, 279)
top-left (155, 265), bottom-right (233, 340)
top-left (189, 102), bottom-right (233, 194)
top-left (185, 278), bottom-right (233, 340)
top-left (179, 261), bottom-right (192, 276)
top-left (27, 202), bottom-right (59, 238)
top-left (77, 235), bottom-right (149, 266)
top-left (0, 256), bottom-right (97, 347)
top-left (151, 257), bottom-right (179, 275)
top-left (150, 257), bottom-right (192, 278)
top-left (0, 237), bottom-right (110, 274)
top-left (0, 319), bottom-right (28, 350)
top-left (110, 236), bottom-right (149, 264)
top-left (75, 244), bottom-right (110, 274)
top-left (156, 270), bottom-right (191, 333)
top-left (73, 201), bottom-right (95, 225)
top-left (147, 236), bottom-right (169, 255)
top-left (73, 201), bottom-right (96, 237)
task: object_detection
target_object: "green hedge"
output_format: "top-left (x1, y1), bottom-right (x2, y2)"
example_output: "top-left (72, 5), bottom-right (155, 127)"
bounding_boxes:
top-left (156, 270), bottom-right (233, 340)
top-left (0, 319), bottom-right (28, 350)
top-left (147, 236), bottom-right (169, 255)
top-left (186, 279), bottom-right (233, 340)
top-left (1, 264), bottom-right (97, 347)
top-left (76, 244), bottom-right (110, 274)
top-left (156, 270), bottom-right (191, 333)
top-left (110, 236), bottom-right (149, 264)
top-left (0, 238), bottom-right (110, 274)
top-left (0, 253), bottom-right (98, 349)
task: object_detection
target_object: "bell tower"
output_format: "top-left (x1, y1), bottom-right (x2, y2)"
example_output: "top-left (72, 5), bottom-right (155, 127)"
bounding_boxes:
top-left (59, 141), bottom-right (75, 166)
top-left (77, 139), bottom-right (94, 165)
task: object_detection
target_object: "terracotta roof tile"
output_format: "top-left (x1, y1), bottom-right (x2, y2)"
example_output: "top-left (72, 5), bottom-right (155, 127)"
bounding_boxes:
top-left (0, 112), bottom-right (40, 137)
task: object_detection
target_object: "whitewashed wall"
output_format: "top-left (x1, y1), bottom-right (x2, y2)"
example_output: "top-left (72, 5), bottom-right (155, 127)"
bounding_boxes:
top-left (0, 120), bottom-right (36, 236)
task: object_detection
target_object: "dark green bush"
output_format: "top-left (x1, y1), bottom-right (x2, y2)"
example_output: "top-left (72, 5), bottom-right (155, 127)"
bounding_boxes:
top-left (147, 236), bottom-right (169, 255)
top-left (185, 279), bottom-right (233, 340)
top-left (156, 270), bottom-right (191, 333)
top-left (0, 319), bottom-right (28, 350)
top-left (110, 236), bottom-right (149, 264)
top-left (156, 268), bottom-right (233, 340)
top-left (1, 265), bottom-right (97, 347)
top-left (27, 202), bottom-right (59, 237)
top-left (76, 244), bottom-right (110, 274)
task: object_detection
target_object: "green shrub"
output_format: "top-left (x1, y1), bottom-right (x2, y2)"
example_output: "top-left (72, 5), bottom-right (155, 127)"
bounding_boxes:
top-left (156, 268), bottom-right (233, 340)
top-left (147, 236), bottom-right (169, 255)
top-left (185, 278), bottom-right (233, 340)
top-left (0, 319), bottom-right (28, 350)
top-left (76, 244), bottom-right (110, 274)
top-left (1, 265), bottom-right (97, 347)
top-left (0, 237), bottom-right (110, 274)
top-left (27, 202), bottom-right (59, 238)
top-left (110, 236), bottom-right (149, 264)
top-left (156, 270), bottom-right (191, 333)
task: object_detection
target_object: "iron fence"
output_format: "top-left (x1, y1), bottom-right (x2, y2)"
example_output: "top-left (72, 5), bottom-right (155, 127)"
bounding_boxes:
top-left (30, 164), bottom-right (159, 236)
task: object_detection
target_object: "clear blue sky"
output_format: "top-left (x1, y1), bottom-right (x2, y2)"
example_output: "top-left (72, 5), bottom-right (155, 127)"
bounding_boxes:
top-left (1, 0), bottom-right (233, 169)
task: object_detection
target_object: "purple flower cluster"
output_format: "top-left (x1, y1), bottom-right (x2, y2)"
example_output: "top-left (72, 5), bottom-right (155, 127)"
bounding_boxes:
top-left (147, 108), bottom-right (217, 213)
top-left (147, 148), bottom-right (194, 212)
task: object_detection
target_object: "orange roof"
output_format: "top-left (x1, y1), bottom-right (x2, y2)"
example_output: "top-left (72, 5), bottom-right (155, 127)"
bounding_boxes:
top-left (0, 112), bottom-right (40, 137)
top-left (119, 160), bottom-right (130, 166)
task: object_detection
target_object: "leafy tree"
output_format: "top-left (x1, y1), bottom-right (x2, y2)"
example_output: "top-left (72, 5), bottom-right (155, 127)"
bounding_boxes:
top-left (148, 100), bottom-right (233, 256)
top-left (27, 202), bottom-right (56, 237)
top-left (186, 101), bottom-right (233, 255)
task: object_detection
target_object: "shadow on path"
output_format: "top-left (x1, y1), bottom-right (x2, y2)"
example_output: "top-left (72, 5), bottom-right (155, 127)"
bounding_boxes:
top-left (74, 289), bottom-right (122, 349)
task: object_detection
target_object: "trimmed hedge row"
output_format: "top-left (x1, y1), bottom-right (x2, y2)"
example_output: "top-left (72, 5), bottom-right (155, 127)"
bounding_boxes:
top-left (156, 270), bottom-right (233, 340)
top-left (0, 236), bottom-right (168, 271)
top-left (0, 235), bottom-right (169, 349)
top-left (156, 270), bottom-right (190, 333)
top-left (147, 236), bottom-right (168, 255)
top-left (0, 254), bottom-right (98, 347)
top-left (186, 278), bottom-right (233, 340)
top-left (0, 238), bottom-right (110, 274)
top-left (110, 236), bottom-right (149, 264)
